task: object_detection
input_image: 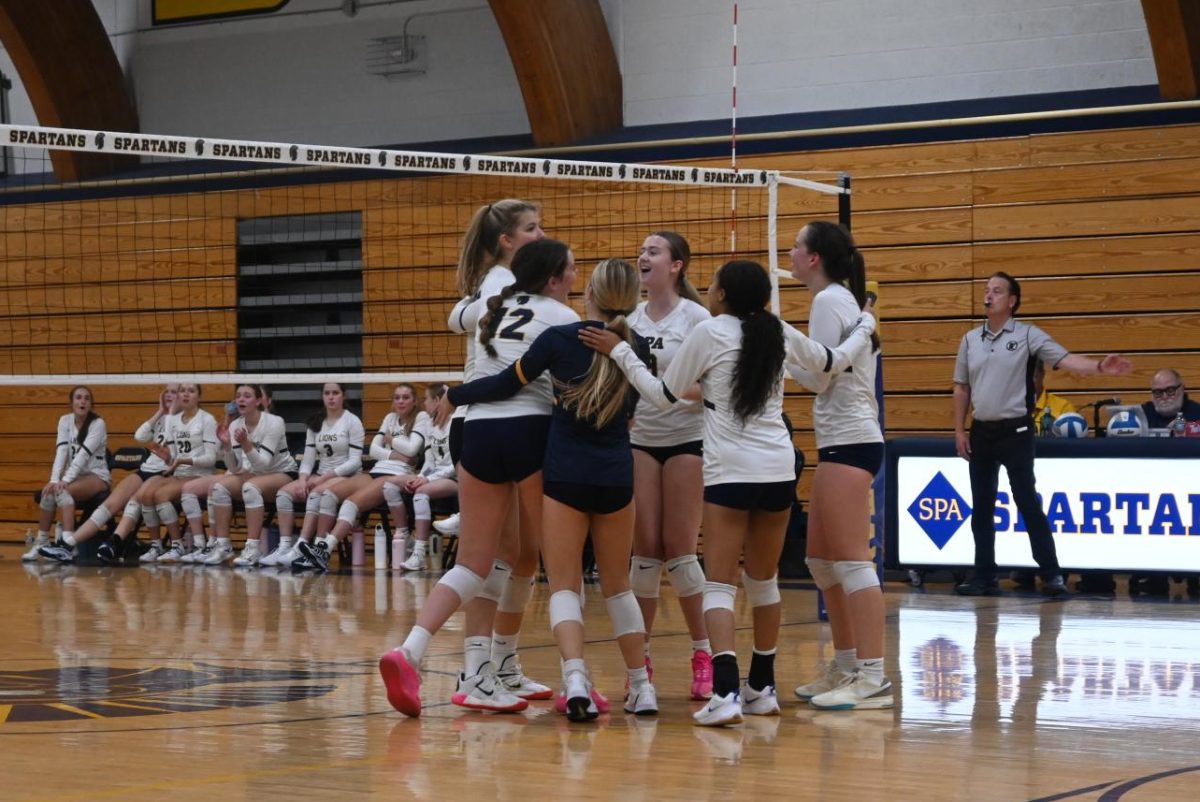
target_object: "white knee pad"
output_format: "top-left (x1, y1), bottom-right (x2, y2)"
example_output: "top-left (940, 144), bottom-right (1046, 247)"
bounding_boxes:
top-left (122, 499), bottom-right (142, 522)
top-left (89, 504), bottom-right (114, 528)
top-left (437, 564), bottom-right (486, 604)
top-left (335, 498), bottom-right (358, 525)
top-left (276, 492), bottom-right (295, 514)
top-left (629, 556), bottom-right (663, 599)
top-left (479, 560), bottom-right (512, 603)
top-left (605, 590), bottom-right (645, 637)
top-left (303, 492), bottom-right (322, 516)
top-left (833, 560), bottom-right (880, 596)
top-left (321, 490), bottom-right (342, 518)
top-left (498, 574), bottom-right (535, 614)
top-left (549, 590), bottom-right (583, 630)
top-left (140, 503), bottom-right (159, 527)
top-left (39, 492), bottom-right (57, 511)
top-left (241, 483), bottom-right (264, 510)
top-left (742, 573), bottom-right (781, 608)
top-left (157, 501), bottom-right (180, 526)
top-left (412, 493), bottom-right (432, 521)
top-left (382, 482), bottom-right (405, 507)
top-left (208, 483), bottom-right (233, 509)
top-left (701, 581), bottom-right (738, 614)
top-left (665, 554), bottom-right (706, 598)
top-left (806, 557), bottom-right (838, 591)
top-left (55, 488), bottom-right (74, 508)
top-left (180, 493), bottom-right (202, 521)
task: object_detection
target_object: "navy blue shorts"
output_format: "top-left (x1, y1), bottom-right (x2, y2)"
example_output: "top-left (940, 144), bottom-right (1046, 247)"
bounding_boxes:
top-left (704, 480), bottom-right (795, 512)
top-left (631, 440), bottom-right (703, 465)
top-left (544, 481), bottom-right (632, 515)
top-left (449, 416), bottom-right (465, 466)
top-left (817, 442), bottom-right (884, 477)
top-left (136, 468), bottom-right (165, 482)
top-left (461, 416), bottom-right (550, 484)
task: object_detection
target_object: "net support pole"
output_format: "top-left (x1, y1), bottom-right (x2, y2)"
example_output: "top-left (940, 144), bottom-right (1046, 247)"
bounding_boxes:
top-left (767, 174), bottom-right (780, 316)
top-left (838, 172), bottom-right (852, 229)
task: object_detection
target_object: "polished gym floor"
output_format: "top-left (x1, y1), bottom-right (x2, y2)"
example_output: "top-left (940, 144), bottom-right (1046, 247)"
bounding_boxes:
top-left (3, 546), bottom-right (1198, 801)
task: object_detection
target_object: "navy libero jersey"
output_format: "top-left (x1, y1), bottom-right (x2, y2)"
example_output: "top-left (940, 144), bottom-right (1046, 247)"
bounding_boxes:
top-left (447, 321), bottom-right (652, 487)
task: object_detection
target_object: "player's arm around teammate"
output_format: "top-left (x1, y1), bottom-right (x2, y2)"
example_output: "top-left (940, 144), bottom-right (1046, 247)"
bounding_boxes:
top-left (582, 260), bottom-right (877, 726)
top-left (379, 238), bottom-right (579, 718)
top-left (27, 386), bottom-right (110, 562)
top-left (625, 231), bottom-right (714, 701)
top-left (146, 384), bottom-right (218, 563)
top-left (786, 221), bottom-right (892, 711)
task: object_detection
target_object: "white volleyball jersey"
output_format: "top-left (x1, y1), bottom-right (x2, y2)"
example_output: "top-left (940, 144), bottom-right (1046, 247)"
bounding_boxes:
top-left (451, 265), bottom-right (517, 383)
top-left (134, 413), bottom-right (172, 474)
top-left (466, 292), bottom-right (580, 421)
top-left (167, 409), bottom-right (219, 479)
top-left (227, 413), bottom-right (296, 475)
top-left (368, 411), bottom-right (430, 476)
top-left (788, 284), bottom-right (882, 449)
top-left (52, 414), bottom-right (110, 485)
top-left (420, 418), bottom-right (455, 481)
top-left (300, 411), bottom-right (365, 477)
top-left (609, 313), bottom-right (875, 486)
top-left (628, 298), bottom-right (711, 446)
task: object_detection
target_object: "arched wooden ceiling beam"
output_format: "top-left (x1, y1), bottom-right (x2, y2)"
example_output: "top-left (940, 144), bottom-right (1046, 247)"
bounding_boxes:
top-left (487, 0), bottom-right (622, 146)
top-left (1141, 0), bottom-right (1200, 99)
top-left (0, 0), bottom-right (139, 181)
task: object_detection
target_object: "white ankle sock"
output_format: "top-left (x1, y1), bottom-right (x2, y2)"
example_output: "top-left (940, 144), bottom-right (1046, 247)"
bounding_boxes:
top-left (856, 657), bottom-right (884, 685)
top-left (835, 648), bottom-right (858, 672)
top-left (464, 636), bottom-right (491, 676)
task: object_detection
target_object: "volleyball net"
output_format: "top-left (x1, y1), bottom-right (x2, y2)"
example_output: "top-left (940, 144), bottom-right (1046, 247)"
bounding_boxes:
top-left (0, 123), bottom-right (846, 453)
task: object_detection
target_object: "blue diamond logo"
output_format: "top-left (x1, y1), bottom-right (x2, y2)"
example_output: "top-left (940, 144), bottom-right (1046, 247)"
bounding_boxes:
top-left (907, 471), bottom-right (971, 550)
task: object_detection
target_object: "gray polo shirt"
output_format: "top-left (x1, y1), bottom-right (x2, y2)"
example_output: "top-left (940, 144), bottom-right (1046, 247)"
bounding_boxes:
top-left (953, 318), bottom-right (1069, 422)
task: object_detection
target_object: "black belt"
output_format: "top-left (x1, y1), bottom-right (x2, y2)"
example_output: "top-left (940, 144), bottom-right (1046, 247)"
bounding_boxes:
top-left (972, 416), bottom-right (1033, 433)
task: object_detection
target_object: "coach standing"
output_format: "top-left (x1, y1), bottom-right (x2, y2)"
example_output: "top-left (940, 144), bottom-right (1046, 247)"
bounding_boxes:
top-left (952, 272), bottom-right (1132, 597)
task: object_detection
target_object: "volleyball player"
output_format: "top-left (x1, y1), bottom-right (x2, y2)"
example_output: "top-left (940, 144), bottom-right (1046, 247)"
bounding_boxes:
top-left (249, 383), bottom-right (364, 567)
top-left (442, 199), bottom-right (552, 703)
top-left (143, 383), bottom-right (219, 563)
top-left (580, 260), bottom-right (876, 726)
top-left (437, 257), bottom-right (659, 720)
top-left (38, 385), bottom-right (178, 563)
top-left (200, 384), bottom-right (296, 566)
top-left (786, 221), bottom-right (892, 710)
top-left (379, 237), bottom-right (578, 718)
top-left (26, 387), bottom-right (110, 562)
top-left (396, 384), bottom-right (457, 572)
top-left (626, 232), bottom-right (714, 700)
top-left (294, 383), bottom-right (425, 572)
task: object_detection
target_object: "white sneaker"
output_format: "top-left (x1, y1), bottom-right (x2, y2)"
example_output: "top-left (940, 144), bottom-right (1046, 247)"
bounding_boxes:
top-left (451, 663), bottom-right (529, 713)
top-left (21, 533), bottom-right (49, 562)
top-left (181, 543), bottom-right (210, 564)
top-left (399, 551), bottom-right (426, 572)
top-left (275, 543), bottom-right (302, 567)
top-left (232, 540), bottom-right (261, 567)
top-left (257, 540), bottom-right (293, 567)
top-left (432, 513), bottom-right (460, 536)
top-left (624, 682), bottom-right (659, 716)
top-left (808, 672), bottom-right (894, 711)
top-left (561, 670), bottom-right (599, 722)
top-left (156, 543), bottom-right (188, 564)
top-left (139, 542), bottom-right (165, 563)
top-left (693, 691), bottom-right (743, 727)
top-left (495, 653), bottom-right (553, 700)
top-left (202, 543), bottom-right (235, 566)
top-left (740, 684), bottom-right (780, 716)
top-left (794, 660), bottom-right (851, 700)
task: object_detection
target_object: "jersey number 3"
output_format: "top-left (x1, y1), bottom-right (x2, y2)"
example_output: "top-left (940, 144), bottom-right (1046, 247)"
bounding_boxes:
top-left (498, 307), bottom-right (534, 341)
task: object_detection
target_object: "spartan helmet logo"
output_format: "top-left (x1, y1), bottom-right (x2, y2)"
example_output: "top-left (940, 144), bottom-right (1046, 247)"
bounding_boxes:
top-left (618, 164), bottom-right (627, 179)
top-left (1007, 341), bottom-right (1019, 351)
top-left (94, 133), bottom-right (105, 149)
top-left (378, 151), bottom-right (387, 166)
top-left (542, 160), bottom-right (551, 175)
top-left (691, 168), bottom-right (699, 182)
top-left (463, 156), bottom-right (471, 170)
top-left (289, 145), bottom-right (299, 161)
top-left (195, 139), bottom-right (205, 156)
top-left (759, 171), bottom-right (768, 184)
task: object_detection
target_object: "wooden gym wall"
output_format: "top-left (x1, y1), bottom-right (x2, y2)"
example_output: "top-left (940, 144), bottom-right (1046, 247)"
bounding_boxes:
top-left (1, 121), bottom-right (1198, 531)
